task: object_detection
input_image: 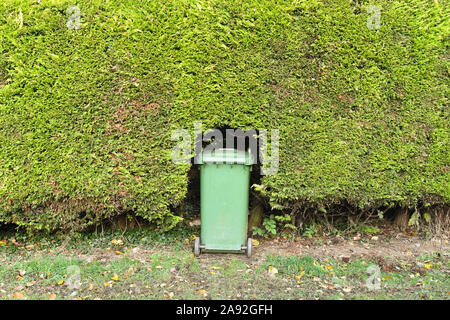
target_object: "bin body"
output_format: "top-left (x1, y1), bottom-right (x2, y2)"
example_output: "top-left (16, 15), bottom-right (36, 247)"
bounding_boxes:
top-left (199, 149), bottom-right (252, 251)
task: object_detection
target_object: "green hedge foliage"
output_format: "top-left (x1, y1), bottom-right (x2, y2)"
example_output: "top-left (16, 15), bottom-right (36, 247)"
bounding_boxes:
top-left (0, 0), bottom-right (448, 232)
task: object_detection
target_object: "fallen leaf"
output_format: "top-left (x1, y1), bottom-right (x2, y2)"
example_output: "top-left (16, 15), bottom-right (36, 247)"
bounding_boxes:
top-left (268, 266), bottom-right (278, 277)
top-left (49, 293), bottom-right (56, 300)
top-left (197, 289), bottom-right (207, 296)
top-left (13, 291), bottom-right (24, 299)
top-left (251, 239), bottom-right (260, 246)
top-left (111, 274), bottom-right (119, 281)
top-left (111, 239), bottom-right (123, 246)
top-left (57, 280), bottom-right (64, 285)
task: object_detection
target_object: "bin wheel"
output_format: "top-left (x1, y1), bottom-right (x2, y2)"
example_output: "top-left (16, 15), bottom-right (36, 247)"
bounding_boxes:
top-left (246, 238), bottom-right (252, 258)
top-left (194, 237), bottom-right (201, 257)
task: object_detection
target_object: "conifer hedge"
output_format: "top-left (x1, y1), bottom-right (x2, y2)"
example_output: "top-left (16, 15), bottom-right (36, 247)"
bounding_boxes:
top-left (0, 0), bottom-right (448, 231)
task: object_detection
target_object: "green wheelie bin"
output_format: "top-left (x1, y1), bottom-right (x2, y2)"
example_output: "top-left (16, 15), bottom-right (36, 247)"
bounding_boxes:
top-left (194, 148), bottom-right (253, 257)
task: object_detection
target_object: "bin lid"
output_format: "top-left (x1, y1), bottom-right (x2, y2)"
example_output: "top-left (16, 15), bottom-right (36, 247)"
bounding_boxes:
top-left (198, 148), bottom-right (253, 165)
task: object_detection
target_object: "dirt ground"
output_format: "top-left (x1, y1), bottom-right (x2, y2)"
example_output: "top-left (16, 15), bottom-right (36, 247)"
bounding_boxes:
top-left (1, 228), bottom-right (449, 300)
top-left (62, 231), bottom-right (449, 268)
top-left (260, 236), bottom-right (448, 261)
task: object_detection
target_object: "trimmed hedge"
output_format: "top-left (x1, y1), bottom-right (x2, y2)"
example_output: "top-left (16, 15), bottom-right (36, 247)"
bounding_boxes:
top-left (0, 0), bottom-right (448, 232)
